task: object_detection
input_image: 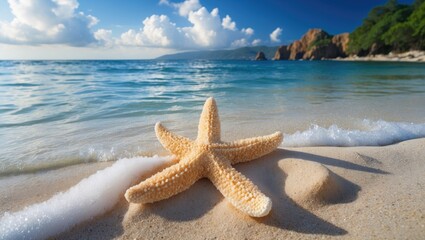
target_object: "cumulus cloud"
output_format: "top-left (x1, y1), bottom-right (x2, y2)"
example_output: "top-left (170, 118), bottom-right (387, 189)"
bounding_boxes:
top-left (0, 0), bottom-right (261, 50)
top-left (185, 7), bottom-right (226, 47)
top-left (270, 27), bottom-right (282, 43)
top-left (222, 15), bottom-right (236, 31)
top-left (121, 1), bottom-right (257, 50)
top-left (119, 15), bottom-right (183, 47)
top-left (0, 0), bottom-right (98, 46)
top-left (231, 38), bottom-right (249, 48)
top-left (176, 0), bottom-right (201, 16)
top-left (160, 0), bottom-right (201, 17)
top-left (242, 27), bottom-right (254, 36)
top-left (94, 29), bottom-right (113, 47)
top-left (252, 39), bottom-right (261, 46)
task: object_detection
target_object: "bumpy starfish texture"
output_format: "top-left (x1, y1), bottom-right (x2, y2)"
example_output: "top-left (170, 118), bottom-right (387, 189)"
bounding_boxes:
top-left (125, 97), bottom-right (283, 217)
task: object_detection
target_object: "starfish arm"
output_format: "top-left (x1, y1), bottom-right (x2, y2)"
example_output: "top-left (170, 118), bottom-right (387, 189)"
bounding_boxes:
top-left (196, 97), bottom-right (221, 144)
top-left (125, 158), bottom-right (204, 203)
top-left (213, 131), bottom-right (283, 165)
top-left (207, 155), bottom-right (272, 217)
top-left (155, 122), bottom-right (193, 157)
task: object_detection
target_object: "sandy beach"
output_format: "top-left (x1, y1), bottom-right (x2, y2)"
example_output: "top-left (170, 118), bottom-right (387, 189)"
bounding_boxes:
top-left (338, 50), bottom-right (425, 63)
top-left (1, 138), bottom-right (424, 239)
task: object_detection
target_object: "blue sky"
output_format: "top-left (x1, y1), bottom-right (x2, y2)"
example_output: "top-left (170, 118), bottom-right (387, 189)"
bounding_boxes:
top-left (0, 0), bottom-right (414, 59)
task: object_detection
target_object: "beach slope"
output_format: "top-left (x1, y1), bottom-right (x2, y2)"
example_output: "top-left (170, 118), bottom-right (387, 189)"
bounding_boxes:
top-left (3, 138), bottom-right (425, 239)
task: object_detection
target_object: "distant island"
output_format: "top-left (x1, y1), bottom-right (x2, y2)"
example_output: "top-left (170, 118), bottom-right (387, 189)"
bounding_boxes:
top-left (156, 46), bottom-right (277, 60)
top-left (157, 0), bottom-right (425, 62)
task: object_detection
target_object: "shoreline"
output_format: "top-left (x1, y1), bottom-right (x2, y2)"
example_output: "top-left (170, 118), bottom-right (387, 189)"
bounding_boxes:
top-left (0, 161), bottom-right (113, 213)
top-left (2, 138), bottom-right (425, 239)
top-left (334, 50), bottom-right (425, 63)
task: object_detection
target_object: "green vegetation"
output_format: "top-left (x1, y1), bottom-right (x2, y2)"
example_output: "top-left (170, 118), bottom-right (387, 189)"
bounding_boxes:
top-left (348, 0), bottom-right (425, 55)
top-left (308, 37), bottom-right (332, 50)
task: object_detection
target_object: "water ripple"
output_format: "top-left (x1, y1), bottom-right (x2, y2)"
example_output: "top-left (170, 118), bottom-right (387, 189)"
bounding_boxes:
top-left (1, 60), bottom-right (425, 174)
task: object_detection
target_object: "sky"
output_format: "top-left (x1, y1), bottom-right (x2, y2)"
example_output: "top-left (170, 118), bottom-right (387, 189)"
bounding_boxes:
top-left (0, 0), bottom-right (415, 59)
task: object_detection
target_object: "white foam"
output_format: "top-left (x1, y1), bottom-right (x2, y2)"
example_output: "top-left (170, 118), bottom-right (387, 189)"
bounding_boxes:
top-left (0, 155), bottom-right (172, 240)
top-left (283, 119), bottom-right (425, 147)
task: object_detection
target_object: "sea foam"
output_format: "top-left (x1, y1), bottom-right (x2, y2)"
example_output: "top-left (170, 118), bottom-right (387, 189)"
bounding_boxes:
top-left (0, 155), bottom-right (172, 240)
top-left (283, 120), bottom-right (425, 147)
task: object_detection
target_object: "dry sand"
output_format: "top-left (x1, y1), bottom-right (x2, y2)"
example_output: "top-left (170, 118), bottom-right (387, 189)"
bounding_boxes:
top-left (338, 50), bottom-right (425, 62)
top-left (3, 138), bottom-right (425, 239)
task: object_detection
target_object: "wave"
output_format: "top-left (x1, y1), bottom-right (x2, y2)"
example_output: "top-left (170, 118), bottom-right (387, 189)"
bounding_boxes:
top-left (2, 120), bottom-right (424, 177)
top-left (0, 155), bottom-right (173, 240)
top-left (0, 147), bottom-right (155, 177)
top-left (283, 120), bottom-right (425, 147)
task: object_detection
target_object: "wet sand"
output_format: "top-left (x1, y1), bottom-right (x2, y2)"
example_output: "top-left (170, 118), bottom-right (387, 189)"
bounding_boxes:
top-left (3, 138), bottom-right (424, 239)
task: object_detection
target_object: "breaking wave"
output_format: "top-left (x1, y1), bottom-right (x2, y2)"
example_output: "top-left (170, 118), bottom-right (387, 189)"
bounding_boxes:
top-left (283, 120), bottom-right (425, 147)
top-left (0, 155), bottom-right (173, 240)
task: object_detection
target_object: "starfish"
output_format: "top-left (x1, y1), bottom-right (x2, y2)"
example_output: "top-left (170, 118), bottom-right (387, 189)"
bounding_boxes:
top-left (125, 97), bottom-right (283, 217)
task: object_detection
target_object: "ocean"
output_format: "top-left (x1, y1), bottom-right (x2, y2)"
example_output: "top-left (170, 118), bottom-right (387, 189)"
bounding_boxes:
top-left (1, 59), bottom-right (425, 175)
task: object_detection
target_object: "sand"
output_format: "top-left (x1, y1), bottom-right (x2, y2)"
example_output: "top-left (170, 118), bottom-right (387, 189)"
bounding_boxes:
top-left (0, 162), bottom-right (113, 213)
top-left (2, 138), bottom-right (425, 239)
top-left (338, 50), bottom-right (425, 62)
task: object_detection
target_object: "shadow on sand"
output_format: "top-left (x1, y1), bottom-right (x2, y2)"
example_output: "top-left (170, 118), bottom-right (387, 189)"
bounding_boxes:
top-left (124, 148), bottom-right (387, 236)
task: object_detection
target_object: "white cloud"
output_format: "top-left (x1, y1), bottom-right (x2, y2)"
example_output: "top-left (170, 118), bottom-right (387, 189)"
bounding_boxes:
top-left (94, 29), bottom-right (113, 47)
top-left (184, 7), bottom-right (224, 47)
top-left (242, 27), bottom-right (254, 36)
top-left (159, 0), bottom-right (170, 5)
top-left (120, 3), bottom-right (257, 50)
top-left (252, 39), bottom-right (261, 46)
top-left (0, 0), bottom-right (98, 46)
top-left (231, 38), bottom-right (249, 48)
top-left (0, 0), bottom-right (263, 57)
top-left (270, 27), bottom-right (282, 43)
top-left (176, 0), bottom-right (201, 16)
top-left (119, 14), bottom-right (185, 48)
top-left (222, 15), bottom-right (236, 31)
top-left (161, 0), bottom-right (201, 17)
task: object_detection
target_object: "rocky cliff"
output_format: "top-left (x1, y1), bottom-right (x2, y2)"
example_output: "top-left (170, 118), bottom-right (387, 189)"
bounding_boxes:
top-left (274, 29), bottom-right (349, 60)
top-left (255, 51), bottom-right (267, 60)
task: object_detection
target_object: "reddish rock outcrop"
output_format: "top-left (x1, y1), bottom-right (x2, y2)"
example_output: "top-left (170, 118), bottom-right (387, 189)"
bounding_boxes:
top-left (288, 40), bottom-right (305, 60)
top-left (273, 46), bottom-right (290, 60)
top-left (273, 29), bottom-right (350, 60)
top-left (332, 33), bottom-right (349, 55)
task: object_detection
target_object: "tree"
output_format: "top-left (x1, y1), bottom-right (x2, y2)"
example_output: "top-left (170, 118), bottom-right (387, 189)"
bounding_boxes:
top-left (408, 1), bottom-right (425, 49)
top-left (348, 0), bottom-right (422, 54)
top-left (383, 22), bottom-right (414, 51)
top-left (414, 0), bottom-right (425, 8)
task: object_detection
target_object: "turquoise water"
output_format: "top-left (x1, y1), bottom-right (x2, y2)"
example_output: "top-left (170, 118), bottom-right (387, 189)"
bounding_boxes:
top-left (1, 60), bottom-right (425, 175)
